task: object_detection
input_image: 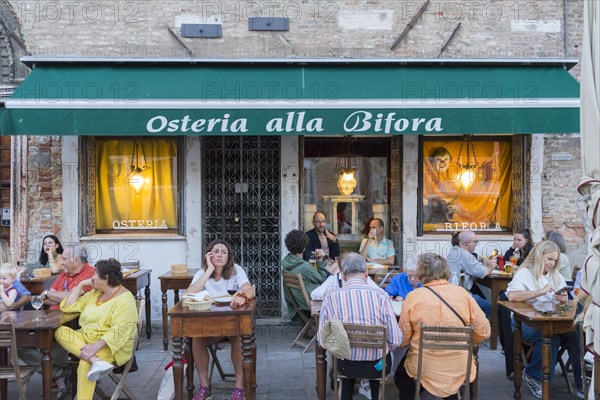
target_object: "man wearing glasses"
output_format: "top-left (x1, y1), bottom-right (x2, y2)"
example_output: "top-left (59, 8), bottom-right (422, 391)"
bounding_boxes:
top-left (446, 230), bottom-right (496, 316)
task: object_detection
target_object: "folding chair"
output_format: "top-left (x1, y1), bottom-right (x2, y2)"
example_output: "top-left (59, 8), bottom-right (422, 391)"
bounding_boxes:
top-left (0, 322), bottom-right (36, 400)
top-left (374, 270), bottom-right (400, 289)
top-left (283, 272), bottom-right (317, 353)
top-left (415, 323), bottom-right (475, 400)
top-left (71, 302), bottom-right (145, 400)
top-left (332, 324), bottom-right (388, 400)
top-left (208, 340), bottom-right (235, 381)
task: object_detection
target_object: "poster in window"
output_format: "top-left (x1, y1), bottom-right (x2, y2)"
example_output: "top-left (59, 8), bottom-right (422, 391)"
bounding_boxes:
top-left (95, 138), bottom-right (178, 232)
top-left (422, 139), bottom-right (512, 232)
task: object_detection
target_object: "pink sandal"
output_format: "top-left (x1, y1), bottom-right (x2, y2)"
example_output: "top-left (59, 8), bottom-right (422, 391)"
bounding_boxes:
top-left (230, 387), bottom-right (245, 400)
top-left (192, 386), bottom-right (212, 400)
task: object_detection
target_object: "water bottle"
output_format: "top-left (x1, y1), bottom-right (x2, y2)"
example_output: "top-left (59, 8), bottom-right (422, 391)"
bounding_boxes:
top-left (450, 271), bottom-right (460, 286)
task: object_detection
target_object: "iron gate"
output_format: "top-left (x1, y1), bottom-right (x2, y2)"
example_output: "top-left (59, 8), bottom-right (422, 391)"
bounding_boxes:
top-left (202, 136), bottom-right (281, 318)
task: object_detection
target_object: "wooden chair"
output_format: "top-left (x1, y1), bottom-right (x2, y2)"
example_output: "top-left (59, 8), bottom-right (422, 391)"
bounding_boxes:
top-left (415, 323), bottom-right (475, 400)
top-left (71, 301), bottom-right (145, 400)
top-left (283, 272), bottom-right (317, 353)
top-left (0, 322), bottom-right (36, 400)
top-left (332, 324), bottom-right (388, 400)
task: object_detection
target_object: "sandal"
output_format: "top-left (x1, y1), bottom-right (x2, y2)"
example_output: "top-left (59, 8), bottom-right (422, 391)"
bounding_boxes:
top-left (230, 387), bottom-right (245, 400)
top-left (55, 375), bottom-right (70, 400)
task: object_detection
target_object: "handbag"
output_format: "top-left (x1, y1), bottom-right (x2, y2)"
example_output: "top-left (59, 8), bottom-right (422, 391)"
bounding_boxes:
top-left (424, 286), bottom-right (466, 326)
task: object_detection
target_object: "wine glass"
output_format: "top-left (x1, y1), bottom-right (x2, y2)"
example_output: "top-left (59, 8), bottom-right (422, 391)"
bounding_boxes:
top-left (31, 295), bottom-right (43, 321)
top-left (227, 280), bottom-right (238, 297)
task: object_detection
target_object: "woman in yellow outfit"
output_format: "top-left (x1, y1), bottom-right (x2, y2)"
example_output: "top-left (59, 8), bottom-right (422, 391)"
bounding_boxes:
top-left (55, 258), bottom-right (137, 400)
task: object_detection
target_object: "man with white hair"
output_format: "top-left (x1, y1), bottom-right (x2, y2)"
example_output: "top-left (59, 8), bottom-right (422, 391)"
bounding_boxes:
top-left (446, 230), bottom-right (496, 316)
top-left (384, 256), bottom-right (422, 300)
top-left (318, 252), bottom-right (402, 400)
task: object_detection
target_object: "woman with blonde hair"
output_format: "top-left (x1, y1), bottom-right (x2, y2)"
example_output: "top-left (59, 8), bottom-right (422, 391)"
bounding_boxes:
top-left (506, 240), bottom-right (583, 398)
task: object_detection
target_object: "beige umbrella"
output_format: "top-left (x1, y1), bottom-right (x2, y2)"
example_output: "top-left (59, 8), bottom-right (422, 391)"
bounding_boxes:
top-left (577, 0), bottom-right (600, 397)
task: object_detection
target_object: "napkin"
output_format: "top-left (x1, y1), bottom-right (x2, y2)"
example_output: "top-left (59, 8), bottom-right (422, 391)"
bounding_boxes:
top-left (182, 290), bottom-right (213, 302)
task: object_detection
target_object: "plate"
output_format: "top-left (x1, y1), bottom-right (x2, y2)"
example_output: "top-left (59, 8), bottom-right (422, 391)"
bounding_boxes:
top-left (213, 295), bottom-right (233, 304)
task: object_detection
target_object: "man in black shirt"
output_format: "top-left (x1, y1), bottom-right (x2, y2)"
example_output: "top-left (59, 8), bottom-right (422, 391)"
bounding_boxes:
top-left (303, 212), bottom-right (340, 262)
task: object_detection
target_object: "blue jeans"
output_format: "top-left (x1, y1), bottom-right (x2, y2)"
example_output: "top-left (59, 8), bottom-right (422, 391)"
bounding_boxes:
top-left (519, 322), bottom-right (560, 382)
top-left (472, 294), bottom-right (491, 317)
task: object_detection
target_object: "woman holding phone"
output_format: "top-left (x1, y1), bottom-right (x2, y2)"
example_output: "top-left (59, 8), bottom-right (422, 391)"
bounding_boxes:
top-left (506, 241), bottom-right (583, 398)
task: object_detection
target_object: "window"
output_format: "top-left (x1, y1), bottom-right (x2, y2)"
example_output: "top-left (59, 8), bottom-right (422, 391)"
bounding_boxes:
top-left (303, 137), bottom-right (391, 241)
top-left (82, 137), bottom-right (181, 234)
top-left (420, 136), bottom-right (513, 233)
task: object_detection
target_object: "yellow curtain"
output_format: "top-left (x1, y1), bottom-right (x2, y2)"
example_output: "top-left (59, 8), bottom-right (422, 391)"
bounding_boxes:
top-left (96, 138), bottom-right (178, 231)
top-left (423, 140), bottom-right (512, 232)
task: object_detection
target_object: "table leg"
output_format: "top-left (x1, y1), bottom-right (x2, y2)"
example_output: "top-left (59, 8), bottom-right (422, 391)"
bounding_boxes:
top-left (514, 320), bottom-right (523, 400)
top-left (594, 355), bottom-right (599, 400)
top-left (41, 348), bottom-right (52, 400)
top-left (185, 338), bottom-right (194, 400)
top-left (316, 342), bottom-right (327, 400)
top-left (242, 333), bottom-right (256, 400)
top-left (470, 344), bottom-right (479, 399)
top-left (490, 284), bottom-right (499, 350)
top-left (541, 336), bottom-right (551, 400)
top-left (174, 290), bottom-right (180, 304)
top-left (162, 288), bottom-right (169, 351)
top-left (173, 336), bottom-right (184, 400)
top-left (0, 347), bottom-right (7, 400)
top-left (145, 284), bottom-right (152, 339)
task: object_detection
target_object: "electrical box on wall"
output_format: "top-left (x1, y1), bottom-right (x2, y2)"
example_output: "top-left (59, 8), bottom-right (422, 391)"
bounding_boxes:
top-left (1, 208), bottom-right (9, 226)
top-left (248, 17), bottom-right (289, 31)
top-left (180, 24), bottom-right (222, 38)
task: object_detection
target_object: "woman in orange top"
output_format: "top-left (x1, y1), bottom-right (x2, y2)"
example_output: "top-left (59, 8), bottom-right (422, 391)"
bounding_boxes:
top-left (394, 253), bottom-right (490, 399)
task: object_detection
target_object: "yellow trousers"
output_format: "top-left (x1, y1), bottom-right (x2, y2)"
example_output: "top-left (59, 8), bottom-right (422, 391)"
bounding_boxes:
top-left (55, 326), bottom-right (115, 400)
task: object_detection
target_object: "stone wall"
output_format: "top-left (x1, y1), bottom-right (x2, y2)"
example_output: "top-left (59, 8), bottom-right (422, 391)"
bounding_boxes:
top-left (5, 0), bottom-right (579, 58)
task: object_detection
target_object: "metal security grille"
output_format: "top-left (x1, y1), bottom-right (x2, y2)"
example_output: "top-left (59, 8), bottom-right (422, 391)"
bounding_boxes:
top-left (202, 136), bottom-right (281, 318)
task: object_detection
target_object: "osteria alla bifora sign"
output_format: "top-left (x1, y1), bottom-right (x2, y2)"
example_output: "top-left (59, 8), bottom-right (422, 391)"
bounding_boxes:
top-left (145, 111), bottom-right (444, 135)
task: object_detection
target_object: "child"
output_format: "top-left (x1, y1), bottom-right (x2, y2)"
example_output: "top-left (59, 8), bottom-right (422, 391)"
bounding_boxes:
top-left (0, 263), bottom-right (21, 311)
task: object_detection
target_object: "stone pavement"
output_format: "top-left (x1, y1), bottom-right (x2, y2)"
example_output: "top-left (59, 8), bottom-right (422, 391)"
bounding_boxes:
top-left (9, 323), bottom-right (580, 400)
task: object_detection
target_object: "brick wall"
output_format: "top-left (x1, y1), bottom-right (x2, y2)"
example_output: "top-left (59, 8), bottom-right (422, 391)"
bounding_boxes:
top-left (6, 0), bottom-right (578, 58)
top-left (25, 136), bottom-right (63, 259)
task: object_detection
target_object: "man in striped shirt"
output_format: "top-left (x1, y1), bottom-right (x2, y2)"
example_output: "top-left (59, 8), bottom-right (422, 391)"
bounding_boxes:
top-left (317, 252), bottom-right (402, 400)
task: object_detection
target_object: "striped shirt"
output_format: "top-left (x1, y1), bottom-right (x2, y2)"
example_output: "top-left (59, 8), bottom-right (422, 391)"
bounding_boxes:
top-left (317, 277), bottom-right (402, 361)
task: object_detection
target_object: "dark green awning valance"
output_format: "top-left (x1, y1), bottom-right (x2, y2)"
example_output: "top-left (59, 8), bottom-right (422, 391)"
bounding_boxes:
top-left (2, 61), bottom-right (580, 135)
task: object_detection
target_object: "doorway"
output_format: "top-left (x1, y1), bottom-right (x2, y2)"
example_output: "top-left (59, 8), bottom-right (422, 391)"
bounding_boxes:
top-left (202, 136), bottom-right (282, 318)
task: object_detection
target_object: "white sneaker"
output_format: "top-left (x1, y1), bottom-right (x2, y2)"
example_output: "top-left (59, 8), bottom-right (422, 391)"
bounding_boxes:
top-left (358, 379), bottom-right (372, 400)
top-left (87, 360), bottom-right (114, 382)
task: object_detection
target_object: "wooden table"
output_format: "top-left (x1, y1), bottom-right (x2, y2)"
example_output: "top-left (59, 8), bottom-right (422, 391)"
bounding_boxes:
top-left (499, 300), bottom-right (576, 400)
top-left (159, 269), bottom-right (198, 350)
top-left (168, 299), bottom-right (257, 400)
top-left (20, 274), bottom-right (58, 295)
top-left (0, 310), bottom-right (78, 400)
top-left (122, 269), bottom-right (152, 339)
top-left (477, 272), bottom-right (512, 350)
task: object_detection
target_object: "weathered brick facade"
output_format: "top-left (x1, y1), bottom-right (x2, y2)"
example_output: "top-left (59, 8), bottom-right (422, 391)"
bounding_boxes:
top-left (2, 0), bottom-right (588, 266)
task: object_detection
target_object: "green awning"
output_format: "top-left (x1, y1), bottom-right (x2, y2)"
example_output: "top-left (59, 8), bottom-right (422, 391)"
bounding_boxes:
top-left (1, 60), bottom-right (580, 135)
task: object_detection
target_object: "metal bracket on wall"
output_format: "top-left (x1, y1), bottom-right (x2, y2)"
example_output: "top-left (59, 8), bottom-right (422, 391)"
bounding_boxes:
top-left (437, 22), bottom-right (461, 58)
top-left (390, 0), bottom-right (430, 50)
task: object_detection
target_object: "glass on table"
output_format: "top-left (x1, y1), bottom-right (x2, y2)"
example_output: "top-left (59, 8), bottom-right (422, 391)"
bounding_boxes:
top-left (227, 279), bottom-right (238, 296)
top-left (31, 295), bottom-right (43, 321)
